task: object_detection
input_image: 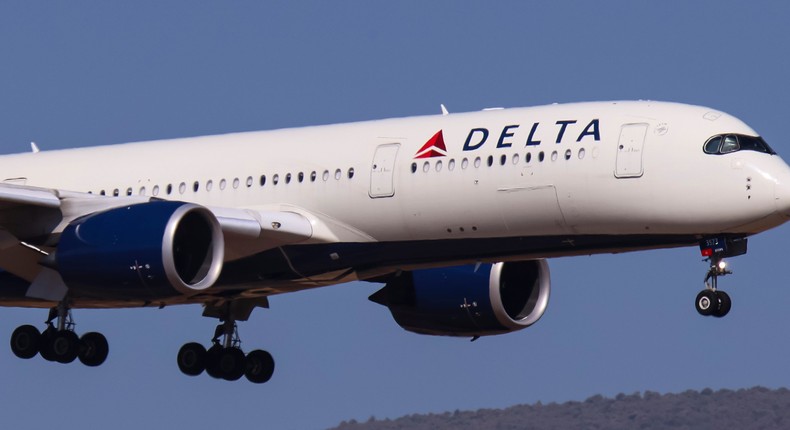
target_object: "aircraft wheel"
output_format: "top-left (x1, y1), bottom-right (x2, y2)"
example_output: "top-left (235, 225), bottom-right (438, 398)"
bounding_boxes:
top-left (177, 342), bottom-right (207, 376)
top-left (78, 332), bottom-right (109, 367)
top-left (38, 326), bottom-right (57, 362)
top-left (205, 344), bottom-right (224, 379)
top-left (50, 330), bottom-right (80, 364)
top-left (245, 349), bottom-right (275, 384)
top-left (713, 291), bottom-right (732, 318)
top-left (217, 347), bottom-right (247, 381)
top-left (695, 290), bottom-right (718, 316)
top-left (10, 325), bottom-right (40, 359)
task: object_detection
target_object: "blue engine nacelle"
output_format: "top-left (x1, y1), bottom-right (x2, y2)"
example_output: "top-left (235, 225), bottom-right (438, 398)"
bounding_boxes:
top-left (56, 201), bottom-right (224, 299)
top-left (369, 260), bottom-right (551, 337)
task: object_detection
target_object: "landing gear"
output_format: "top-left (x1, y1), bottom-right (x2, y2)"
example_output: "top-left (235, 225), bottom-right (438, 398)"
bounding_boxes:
top-left (9, 302), bottom-right (109, 367)
top-left (695, 289), bottom-right (731, 318)
top-left (177, 309), bottom-right (275, 383)
top-left (695, 238), bottom-right (741, 318)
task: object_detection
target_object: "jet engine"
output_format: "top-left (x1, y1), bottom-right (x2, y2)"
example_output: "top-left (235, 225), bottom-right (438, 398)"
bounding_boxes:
top-left (56, 201), bottom-right (224, 298)
top-left (369, 260), bottom-right (550, 337)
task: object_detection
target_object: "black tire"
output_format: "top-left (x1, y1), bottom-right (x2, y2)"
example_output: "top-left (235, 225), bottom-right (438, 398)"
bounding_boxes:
top-left (38, 326), bottom-right (57, 362)
top-left (205, 344), bottom-right (224, 379)
top-left (216, 347), bottom-right (247, 381)
top-left (695, 290), bottom-right (718, 316)
top-left (50, 330), bottom-right (80, 364)
top-left (713, 290), bottom-right (732, 318)
top-left (245, 349), bottom-right (275, 384)
top-left (177, 342), bottom-right (207, 376)
top-left (10, 325), bottom-right (40, 359)
top-left (78, 332), bottom-right (109, 367)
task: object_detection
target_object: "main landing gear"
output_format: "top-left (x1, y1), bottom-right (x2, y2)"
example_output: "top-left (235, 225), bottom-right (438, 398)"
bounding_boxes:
top-left (694, 237), bottom-right (746, 318)
top-left (176, 305), bottom-right (274, 384)
top-left (9, 302), bottom-right (108, 366)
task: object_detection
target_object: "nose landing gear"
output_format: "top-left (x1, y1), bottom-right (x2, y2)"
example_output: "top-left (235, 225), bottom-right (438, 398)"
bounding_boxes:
top-left (695, 257), bottom-right (732, 317)
top-left (694, 237), bottom-right (746, 318)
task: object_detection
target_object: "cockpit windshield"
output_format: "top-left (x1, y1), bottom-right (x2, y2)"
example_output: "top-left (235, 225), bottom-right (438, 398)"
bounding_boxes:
top-left (703, 134), bottom-right (776, 155)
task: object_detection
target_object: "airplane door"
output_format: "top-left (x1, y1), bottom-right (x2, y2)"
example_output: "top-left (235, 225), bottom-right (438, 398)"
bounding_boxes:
top-left (369, 143), bottom-right (400, 198)
top-left (615, 123), bottom-right (648, 178)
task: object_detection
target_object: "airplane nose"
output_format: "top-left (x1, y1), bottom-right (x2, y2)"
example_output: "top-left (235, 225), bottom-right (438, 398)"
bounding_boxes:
top-left (776, 180), bottom-right (790, 217)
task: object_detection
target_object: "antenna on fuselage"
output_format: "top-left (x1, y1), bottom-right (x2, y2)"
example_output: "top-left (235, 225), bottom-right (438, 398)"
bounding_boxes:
top-left (30, 142), bottom-right (40, 153)
top-left (440, 104), bottom-right (449, 116)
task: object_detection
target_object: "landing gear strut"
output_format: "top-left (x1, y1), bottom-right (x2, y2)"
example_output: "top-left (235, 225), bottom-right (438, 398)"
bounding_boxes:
top-left (695, 256), bottom-right (732, 318)
top-left (177, 302), bottom-right (274, 384)
top-left (695, 237), bottom-right (746, 318)
top-left (9, 302), bottom-right (109, 366)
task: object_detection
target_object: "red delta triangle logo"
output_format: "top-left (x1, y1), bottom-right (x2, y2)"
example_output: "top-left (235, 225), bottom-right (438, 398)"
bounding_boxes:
top-left (414, 130), bottom-right (448, 158)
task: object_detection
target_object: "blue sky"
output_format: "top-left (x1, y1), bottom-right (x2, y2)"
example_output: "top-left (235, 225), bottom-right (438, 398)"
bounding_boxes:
top-left (1, 2), bottom-right (790, 429)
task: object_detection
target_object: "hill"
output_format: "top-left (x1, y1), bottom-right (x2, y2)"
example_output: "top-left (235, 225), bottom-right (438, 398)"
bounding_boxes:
top-left (329, 387), bottom-right (790, 430)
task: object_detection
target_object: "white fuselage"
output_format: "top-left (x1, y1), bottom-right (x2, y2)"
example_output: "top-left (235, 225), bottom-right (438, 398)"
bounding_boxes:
top-left (2, 101), bottom-right (790, 276)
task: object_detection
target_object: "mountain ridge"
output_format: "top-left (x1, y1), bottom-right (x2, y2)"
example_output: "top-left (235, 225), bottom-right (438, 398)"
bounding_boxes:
top-left (329, 386), bottom-right (790, 430)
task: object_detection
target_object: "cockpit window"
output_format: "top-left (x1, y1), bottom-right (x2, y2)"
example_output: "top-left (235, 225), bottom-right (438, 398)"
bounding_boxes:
top-left (721, 135), bottom-right (739, 153)
top-left (704, 136), bottom-right (721, 154)
top-left (703, 134), bottom-right (776, 155)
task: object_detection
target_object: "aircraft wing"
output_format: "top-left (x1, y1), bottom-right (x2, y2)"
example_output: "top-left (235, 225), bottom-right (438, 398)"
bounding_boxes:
top-left (0, 183), bottom-right (324, 295)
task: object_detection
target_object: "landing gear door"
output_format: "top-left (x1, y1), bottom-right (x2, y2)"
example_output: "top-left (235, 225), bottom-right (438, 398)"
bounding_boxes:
top-left (615, 123), bottom-right (648, 178)
top-left (369, 143), bottom-right (400, 198)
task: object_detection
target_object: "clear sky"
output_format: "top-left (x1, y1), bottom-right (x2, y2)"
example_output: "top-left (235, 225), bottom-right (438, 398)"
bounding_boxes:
top-left (1, 2), bottom-right (790, 429)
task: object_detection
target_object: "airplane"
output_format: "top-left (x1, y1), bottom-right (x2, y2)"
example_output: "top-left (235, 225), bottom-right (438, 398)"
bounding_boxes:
top-left (0, 100), bottom-right (788, 383)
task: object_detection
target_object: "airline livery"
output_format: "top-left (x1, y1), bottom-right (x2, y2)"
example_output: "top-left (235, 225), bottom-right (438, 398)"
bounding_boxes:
top-left (1, 101), bottom-right (788, 383)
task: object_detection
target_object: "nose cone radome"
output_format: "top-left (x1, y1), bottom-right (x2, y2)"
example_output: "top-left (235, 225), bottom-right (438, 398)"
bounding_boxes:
top-left (774, 160), bottom-right (790, 218)
top-left (777, 180), bottom-right (790, 217)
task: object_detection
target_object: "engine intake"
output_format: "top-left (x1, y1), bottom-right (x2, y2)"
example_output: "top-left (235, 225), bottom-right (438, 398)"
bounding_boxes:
top-left (56, 201), bottom-right (224, 298)
top-left (370, 260), bottom-right (551, 337)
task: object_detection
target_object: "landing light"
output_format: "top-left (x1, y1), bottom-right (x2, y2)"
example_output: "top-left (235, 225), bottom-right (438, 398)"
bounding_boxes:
top-left (718, 261), bottom-right (727, 270)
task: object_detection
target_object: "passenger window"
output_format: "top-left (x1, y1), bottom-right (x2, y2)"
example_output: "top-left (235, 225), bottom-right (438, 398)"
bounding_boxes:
top-left (721, 135), bottom-right (739, 153)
